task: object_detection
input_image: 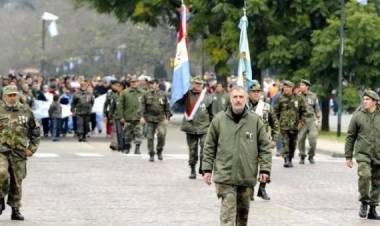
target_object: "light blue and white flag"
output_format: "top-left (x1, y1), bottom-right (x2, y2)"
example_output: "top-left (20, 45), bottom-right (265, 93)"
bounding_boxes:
top-left (170, 2), bottom-right (191, 105)
top-left (237, 14), bottom-right (252, 88)
top-left (356, 0), bottom-right (368, 5)
top-left (48, 20), bottom-right (58, 37)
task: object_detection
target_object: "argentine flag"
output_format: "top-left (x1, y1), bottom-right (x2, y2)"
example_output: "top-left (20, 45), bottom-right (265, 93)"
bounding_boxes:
top-left (170, 2), bottom-right (191, 106)
top-left (237, 14), bottom-right (252, 88)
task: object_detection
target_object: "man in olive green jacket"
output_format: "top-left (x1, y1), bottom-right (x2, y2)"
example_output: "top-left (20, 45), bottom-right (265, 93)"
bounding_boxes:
top-left (180, 76), bottom-right (212, 179)
top-left (345, 90), bottom-right (380, 220)
top-left (202, 86), bottom-right (272, 226)
top-left (119, 76), bottom-right (145, 154)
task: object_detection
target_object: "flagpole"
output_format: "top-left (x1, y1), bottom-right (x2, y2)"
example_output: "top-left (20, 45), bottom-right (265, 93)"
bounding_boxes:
top-left (41, 19), bottom-right (46, 79)
top-left (337, 0), bottom-right (344, 137)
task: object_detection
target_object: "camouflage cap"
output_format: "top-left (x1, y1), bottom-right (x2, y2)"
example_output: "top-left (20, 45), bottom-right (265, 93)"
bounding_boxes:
top-left (2, 85), bottom-right (18, 96)
top-left (192, 76), bottom-right (204, 84)
top-left (363, 89), bottom-right (380, 101)
top-left (301, 79), bottom-right (311, 86)
top-left (249, 83), bottom-right (262, 91)
top-left (283, 80), bottom-right (295, 88)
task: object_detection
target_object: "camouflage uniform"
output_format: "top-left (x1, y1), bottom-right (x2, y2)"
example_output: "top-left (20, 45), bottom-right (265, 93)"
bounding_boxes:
top-left (345, 90), bottom-right (380, 218)
top-left (71, 89), bottom-right (94, 141)
top-left (298, 81), bottom-right (321, 161)
top-left (274, 81), bottom-right (307, 167)
top-left (104, 91), bottom-right (124, 150)
top-left (141, 88), bottom-right (171, 160)
top-left (0, 87), bottom-right (40, 211)
top-left (119, 86), bottom-right (145, 153)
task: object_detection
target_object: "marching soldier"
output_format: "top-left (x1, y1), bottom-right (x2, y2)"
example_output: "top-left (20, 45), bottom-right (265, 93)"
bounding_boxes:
top-left (298, 79), bottom-right (321, 164)
top-left (180, 76), bottom-right (212, 179)
top-left (0, 85), bottom-right (41, 220)
top-left (71, 81), bottom-right (94, 142)
top-left (345, 90), bottom-right (380, 220)
top-left (119, 75), bottom-right (145, 154)
top-left (140, 79), bottom-right (172, 162)
top-left (274, 80), bottom-right (307, 168)
top-left (247, 83), bottom-right (279, 201)
top-left (202, 86), bottom-right (272, 226)
top-left (104, 81), bottom-right (125, 151)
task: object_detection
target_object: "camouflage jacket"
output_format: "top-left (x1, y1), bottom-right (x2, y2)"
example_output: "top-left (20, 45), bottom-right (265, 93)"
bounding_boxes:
top-left (274, 93), bottom-right (307, 131)
top-left (119, 87), bottom-right (145, 121)
top-left (301, 91), bottom-right (321, 119)
top-left (248, 100), bottom-right (279, 141)
top-left (71, 90), bottom-right (94, 115)
top-left (345, 107), bottom-right (380, 163)
top-left (141, 89), bottom-right (171, 123)
top-left (103, 91), bottom-right (119, 123)
top-left (0, 102), bottom-right (41, 159)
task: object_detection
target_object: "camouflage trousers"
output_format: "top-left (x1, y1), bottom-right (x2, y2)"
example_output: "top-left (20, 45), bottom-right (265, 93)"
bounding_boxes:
top-left (76, 114), bottom-right (90, 137)
top-left (147, 121), bottom-right (167, 155)
top-left (215, 183), bottom-right (252, 226)
top-left (0, 152), bottom-right (27, 208)
top-left (186, 133), bottom-right (205, 167)
top-left (298, 117), bottom-right (318, 158)
top-left (357, 162), bottom-right (380, 205)
top-left (281, 130), bottom-right (298, 159)
top-left (124, 120), bottom-right (142, 145)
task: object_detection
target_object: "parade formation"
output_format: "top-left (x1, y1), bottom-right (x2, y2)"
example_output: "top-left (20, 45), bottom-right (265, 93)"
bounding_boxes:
top-left (1, 0), bottom-right (380, 225)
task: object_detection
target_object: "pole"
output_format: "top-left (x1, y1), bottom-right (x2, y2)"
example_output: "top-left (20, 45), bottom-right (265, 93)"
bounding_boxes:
top-left (337, 0), bottom-right (345, 137)
top-left (41, 19), bottom-right (46, 79)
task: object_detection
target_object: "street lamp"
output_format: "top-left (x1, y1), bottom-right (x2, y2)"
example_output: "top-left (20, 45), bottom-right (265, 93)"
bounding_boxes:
top-left (337, 0), bottom-right (345, 137)
top-left (41, 12), bottom-right (58, 79)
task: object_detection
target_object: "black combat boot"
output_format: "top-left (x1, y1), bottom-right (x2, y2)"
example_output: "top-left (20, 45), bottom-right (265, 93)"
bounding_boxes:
top-left (149, 152), bottom-right (154, 162)
top-left (189, 165), bottom-right (196, 179)
top-left (257, 183), bottom-right (271, 200)
top-left (288, 158), bottom-right (294, 168)
top-left (309, 157), bottom-right (315, 164)
top-left (0, 197), bottom-right (4, 215)
top-left (283, 158), bottom-right (290, 168)
top-left (11, 208), bottom-right (24, 221)
top-left (123, 143), bottom-right (131, 154)
top-left (250, 188), bottom-right (255, 201)
top-left (367, 205), bottom-right (380, 220)
top-left (81, 134), bottom-right (87, 142)
top-left (157, 149), bottom-right (163, 161)
top-left (359, 202), bottom-right (368, 218)
top-left (135, 144), bottom-right (141, 154)
top-left (299, 156), bottom-right (305, 164)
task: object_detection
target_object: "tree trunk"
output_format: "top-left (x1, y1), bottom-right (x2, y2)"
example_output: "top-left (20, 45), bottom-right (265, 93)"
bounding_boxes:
top-left (321, 97), bottom-right (330, 131)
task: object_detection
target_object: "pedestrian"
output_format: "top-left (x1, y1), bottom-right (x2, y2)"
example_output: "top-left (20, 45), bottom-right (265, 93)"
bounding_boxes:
top-left (345, 89), bottom-right (380, 220)
top-left (202, 86), bottom-right (272, 226)
top-left (71, 81), bottom-right (94, 142)
top-left (119, 75), bottom-right (145, 154)
top-left (48, 95), bottom-right (62, 142)
top-left (247, 83), bottom-right (279, 201)
top-left (180, 76), bottom-right (212, 179)
top-left (140, 79), bottom-right (172, 162)
top-left (274, 80), bottom-right (307, 168)
top-left (297, 79), bottom-right (321, 164)
top-left (0, 85), bottom-right (41, 220)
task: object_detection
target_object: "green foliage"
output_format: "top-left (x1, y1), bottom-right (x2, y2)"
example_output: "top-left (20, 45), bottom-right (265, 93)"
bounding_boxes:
top-left (343, 84), bottom-right (360, 113)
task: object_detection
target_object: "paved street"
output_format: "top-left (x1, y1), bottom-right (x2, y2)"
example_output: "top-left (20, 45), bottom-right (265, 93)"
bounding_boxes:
top-left (0, 122), bottom-right (378, 226)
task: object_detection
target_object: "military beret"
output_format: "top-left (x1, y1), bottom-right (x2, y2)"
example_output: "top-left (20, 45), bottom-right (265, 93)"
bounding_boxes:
top-left (249, 83), bottom-right (262, 91)
top-left (192, 76), bottom-right (204, 84)
top-left (363, 89), bottom-right (380, 101)
top-left (282, 80), bottom-right (295, 88)
top-left (301, 79), bottom-right (311, 86)
top-left (2, 85), bottom-right (18, 96)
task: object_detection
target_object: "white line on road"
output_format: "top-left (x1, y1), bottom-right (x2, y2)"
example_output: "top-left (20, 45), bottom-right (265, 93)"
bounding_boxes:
top-left (33, 153), bottom-right (59, 158)
top-left (75, 153), bottom-right (104, 157)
